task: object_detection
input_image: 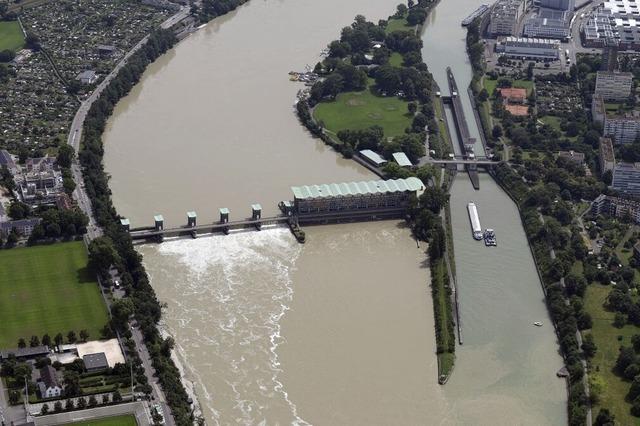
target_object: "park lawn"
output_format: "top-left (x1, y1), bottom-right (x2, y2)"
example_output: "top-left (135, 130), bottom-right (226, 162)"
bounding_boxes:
top-left (386, 17), bottom-right (412, 34)
top-left (0, 241), bottom-right (109, 348)
top-left (0, 21), bottom-right (24, 52)
top-left (67, 415), bottom-right (137, 426)
top-left (313, 87), bottom-right (411, 138)
top-left (389, 52), bottom-right (403, 67)
top-left (584, 283), bottom-right (639, 425)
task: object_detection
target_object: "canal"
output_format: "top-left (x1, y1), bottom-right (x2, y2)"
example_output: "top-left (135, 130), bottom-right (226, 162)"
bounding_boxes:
top-left (422, 0), bottom-right (567, 423)
top-left (103, 0), bottom-right (567, 424)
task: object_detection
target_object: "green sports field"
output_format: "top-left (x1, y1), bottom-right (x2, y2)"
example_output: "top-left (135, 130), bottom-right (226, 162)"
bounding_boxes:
top-left (0, 21), bottom-right (25, 52)
top-left (313, 88), bottom-right (411, 138)
top-left (67, 415), bottom-right (137, 426)
top-left (0, 242), bottom-right (109, 348)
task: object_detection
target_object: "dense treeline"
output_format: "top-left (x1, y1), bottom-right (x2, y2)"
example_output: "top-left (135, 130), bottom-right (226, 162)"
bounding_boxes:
top-left (195, 0), bottom-right (251, 23)
top-left (493, 162), bottom-right (591, 425)
top-left (78, 29), bottom-right (194, 425)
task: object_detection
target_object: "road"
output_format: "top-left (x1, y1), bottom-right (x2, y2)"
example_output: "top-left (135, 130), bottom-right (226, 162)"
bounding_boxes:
top-left (66, 6), bottom-right (191, 239)
top-left (59, 6), bottom-right (190, 426)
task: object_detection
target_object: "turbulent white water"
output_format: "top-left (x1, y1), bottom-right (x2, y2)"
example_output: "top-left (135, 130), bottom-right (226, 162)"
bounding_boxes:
top-left (141, 228), bottom-right (307, 424)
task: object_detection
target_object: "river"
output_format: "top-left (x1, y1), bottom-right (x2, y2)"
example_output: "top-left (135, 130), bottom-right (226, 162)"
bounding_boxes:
top-left (103, 0), bottom-right (566, 424)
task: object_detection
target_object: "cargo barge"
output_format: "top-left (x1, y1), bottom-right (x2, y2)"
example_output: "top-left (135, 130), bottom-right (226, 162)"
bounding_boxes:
top-left (467, 202), bottom-right (483, 240)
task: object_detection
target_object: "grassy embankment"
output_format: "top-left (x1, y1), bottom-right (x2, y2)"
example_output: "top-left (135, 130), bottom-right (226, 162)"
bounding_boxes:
top-left (0, 21), bottom-right (25, 52)
top-left (432, 257), bottom-right (455, 380)
top-left (313, 83), bottom-right (412, 139)
top-left (67, 415), bottom-right (137, 426)
top-left (0, 241), bottom-right (109, 348)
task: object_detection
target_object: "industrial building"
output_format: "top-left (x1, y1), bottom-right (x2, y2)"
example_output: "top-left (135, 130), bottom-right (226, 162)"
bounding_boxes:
top-left (489, 0), bottom-right (527, 36)
top-left (291, 177), bottom-right (425, 215)
top-left (612, 162), bottom-right (640, 196)
top-left (535, 0), bottom-right (574, 11)
top-left (599, 137), bottom-right (616, 172)
top-left (595, 71), bottom-right (633, 101)
top-left (523, 9), bottom-right (571, 39)
top-left (359, 149), bottom-right (387, 167)
top-left (582, 0), bottom-right (640, 50)
top-left (496, 36), bottom-right (561, 59)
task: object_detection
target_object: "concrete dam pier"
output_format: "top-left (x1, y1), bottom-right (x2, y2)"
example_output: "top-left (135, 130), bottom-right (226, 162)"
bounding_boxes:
top-left (124, 177), bottom-right (427, 243)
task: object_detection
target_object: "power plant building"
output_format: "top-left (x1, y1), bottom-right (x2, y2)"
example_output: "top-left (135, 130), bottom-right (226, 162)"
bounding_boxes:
top-left (496, 36), bottom-right (561, 59)
top-left (291, 177), bottom-right (426, 215)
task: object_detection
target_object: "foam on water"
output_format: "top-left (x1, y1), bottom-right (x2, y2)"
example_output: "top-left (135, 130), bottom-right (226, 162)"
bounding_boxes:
top-left (142, 228), bottom-right (309, 425)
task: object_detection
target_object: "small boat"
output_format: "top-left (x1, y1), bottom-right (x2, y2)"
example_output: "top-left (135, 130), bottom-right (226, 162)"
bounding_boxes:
top-left (533, 321), bottom-right (543, 327)
top-left (483, 229), bottom-right (497, 246)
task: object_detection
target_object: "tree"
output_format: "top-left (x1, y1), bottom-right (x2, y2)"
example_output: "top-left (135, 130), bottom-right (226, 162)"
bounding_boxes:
top-left (42, 334), bottom-right (51, 347)
top-left (18, 338), bottom-right (26, 348)
top-left (30, 335), bottom-right (40, 347)
top-left (88, 395), bottom-right (98, 407)
top-left (395, 3), bottom-right (408, 17)
top-left (77, 397), bottom-right (87, 409)
top-left (614, 312), bottom-right (626, 328)
top-left (56, 144), bottom-right (75, 168)
top-left (67, 330), bottom-right (77, 343)
top-left (8, 390), bottom-right (19, 405)
top-left (102, 393), bottom-right (110, 405)
top-left (582, 334), bottom-right (597, 358)
top-left (41, 403), bottom-right (49, 415)
top-left (113, 389), bottom-right (122, 402)
top-left (625, 363), bottom-right (640, 380)
top-left (408, 102), bottom-right (417, 115)
top-left (88, 237), bottom-right (121, 274)
top-left (615, 346), bottom-right (636, 373)
top-left (595, 408), bottom-right (614, 425)
top-left (54, 333), bottom-right (64, 347)
top-left (8, 201), bottom-right (30, 220)
top-left (54, 400), bottom-right (63, 413)
top-left (65, 398), bottom-right (75, 411)
top-left (63, 371), bottom-right (81, 397)
top-left (79, 329), bottom-right (89, 342)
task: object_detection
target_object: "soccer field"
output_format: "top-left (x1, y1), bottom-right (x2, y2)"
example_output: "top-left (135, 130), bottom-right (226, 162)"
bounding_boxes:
top-left (0, 21), bottom-right (25, 52)
top-left (67, 415), bottom-right (137, 426)
top-left (0, 242), bottom-right (109, 349)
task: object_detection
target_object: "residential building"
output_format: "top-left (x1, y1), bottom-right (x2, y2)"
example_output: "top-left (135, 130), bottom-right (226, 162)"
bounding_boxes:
top-left (495, 36), bottom-right (561, 59)
top-left (592, 194), bottom-right (640, 223)
top-left (4, 155), bottom-right (66, 206)
top-left (604, 112), bottom-right (640, 144)
top-left (96, 44), bottom-right (116, 58)
top-left (0, 218), bottom-right (42, 238)
top-left (489, 0), bottom-right (527, 36)
top-left (76, 70), bottom-right (98, 85)
top-left (83, 352), bottom-right (109, 372)
top-left (592, 93), bottom-right (606, 125)
top-left (38, 365), bottom-right (62, 398)
top-left (558, 150), bottom-right (585, 164)
top-left (612, 162), bottom-right (640, 196)
top-left (523, 9), bottom-right (571, 39)
top-left (595, 71), bottom-right (633, 101)
top-left (599, 137), bottom-right (616, 172)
